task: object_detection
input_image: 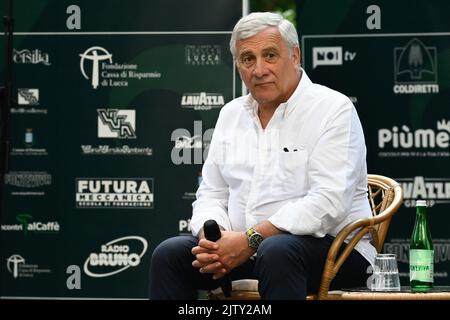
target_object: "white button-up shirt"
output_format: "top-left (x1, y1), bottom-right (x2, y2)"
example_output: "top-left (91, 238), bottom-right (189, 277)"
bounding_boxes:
top-left (191, 70), bottom-right (376, 264)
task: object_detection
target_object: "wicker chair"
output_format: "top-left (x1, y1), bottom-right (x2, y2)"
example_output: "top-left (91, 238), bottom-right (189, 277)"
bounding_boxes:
top-left (208, 174), bottom-right (404, 300)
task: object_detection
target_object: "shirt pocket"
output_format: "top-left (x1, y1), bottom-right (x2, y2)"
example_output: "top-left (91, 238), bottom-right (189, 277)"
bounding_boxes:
top-left (277, 149), bottom-right (309, 192)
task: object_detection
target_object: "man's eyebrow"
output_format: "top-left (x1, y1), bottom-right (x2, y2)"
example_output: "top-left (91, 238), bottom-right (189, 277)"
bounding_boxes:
top-left (262, 46), bottom-right (280, 52)
top-left (239, 50), bottom-right (254, 57)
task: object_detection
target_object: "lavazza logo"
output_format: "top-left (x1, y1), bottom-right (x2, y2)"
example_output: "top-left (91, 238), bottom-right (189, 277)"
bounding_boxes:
top-left (378, 119), bottom-right (450, 158)
top-left (171, 121), bottom-right (214, 165)
top-left (76, 178), bottom-right (154, 208)
top-left (393, 38), bottom-right (439, 94)
top-left (83, 236), bottom-right (148, 278)
top-left (396, 176), bottom-right (450, 208)
top-left (79, 46), bottom-right (161, 89)
top-left (181, 92), bottom-right (225, 110)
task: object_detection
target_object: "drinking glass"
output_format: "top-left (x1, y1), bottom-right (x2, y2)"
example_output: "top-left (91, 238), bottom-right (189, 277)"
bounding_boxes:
top-left (369, 253), bottom-right (401, 291)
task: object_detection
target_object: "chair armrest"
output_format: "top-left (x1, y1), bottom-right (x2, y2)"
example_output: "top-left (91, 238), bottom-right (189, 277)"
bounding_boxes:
top-left (317, 217), bottom-right (380, 299)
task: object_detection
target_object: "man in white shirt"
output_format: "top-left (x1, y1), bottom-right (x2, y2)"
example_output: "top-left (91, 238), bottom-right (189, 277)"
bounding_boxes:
top-left (150, 12), bottom-right (374, 300)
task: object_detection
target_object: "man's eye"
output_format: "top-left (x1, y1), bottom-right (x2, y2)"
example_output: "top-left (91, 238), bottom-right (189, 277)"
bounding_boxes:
top-left (265, 52), bottom-right (278, 61)
top-left (241, 56), bottom-right (255, 65)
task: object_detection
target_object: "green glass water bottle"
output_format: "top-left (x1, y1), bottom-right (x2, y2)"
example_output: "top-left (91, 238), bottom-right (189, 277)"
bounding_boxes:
top-left (409, 200), bottom-right (434, 292)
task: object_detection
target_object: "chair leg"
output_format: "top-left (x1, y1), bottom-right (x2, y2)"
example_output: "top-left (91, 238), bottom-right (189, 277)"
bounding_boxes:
top-left (317, 263), bottom-right (334, 300)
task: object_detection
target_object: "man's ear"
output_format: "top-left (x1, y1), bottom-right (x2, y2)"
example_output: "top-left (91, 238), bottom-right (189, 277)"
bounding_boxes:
top-left (235, 60), bottom-right (244, 79)
top-left (292, 47), bottom-right (301, 67)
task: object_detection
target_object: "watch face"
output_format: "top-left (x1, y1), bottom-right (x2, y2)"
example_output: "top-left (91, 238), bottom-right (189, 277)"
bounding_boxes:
top-left (249, 233), bottom-right (264, 249)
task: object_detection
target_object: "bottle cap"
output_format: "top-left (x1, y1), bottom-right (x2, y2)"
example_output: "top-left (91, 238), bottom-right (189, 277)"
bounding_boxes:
top-left (416, 200), bottom-right (427, 207)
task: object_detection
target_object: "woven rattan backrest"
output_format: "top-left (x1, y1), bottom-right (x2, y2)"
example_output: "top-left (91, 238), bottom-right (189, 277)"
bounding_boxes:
top-left (367, 175), bottom-right (401, 252)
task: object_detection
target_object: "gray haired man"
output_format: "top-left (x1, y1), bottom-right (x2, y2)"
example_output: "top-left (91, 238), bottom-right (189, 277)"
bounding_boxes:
top-left (149, 12), bottom-right (373, 300)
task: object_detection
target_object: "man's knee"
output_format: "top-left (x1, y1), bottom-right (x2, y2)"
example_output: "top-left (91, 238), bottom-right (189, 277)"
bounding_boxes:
top-left (256, 234), bottom-right (318, 268)
top-left (256, 234), bottom-right (296, 265)
top-left (151, 236), bottom-right (195, 267)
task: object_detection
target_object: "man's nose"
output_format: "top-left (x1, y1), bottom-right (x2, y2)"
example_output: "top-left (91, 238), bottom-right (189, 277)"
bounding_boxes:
top-left (252, 58), bottom-right (268, 78)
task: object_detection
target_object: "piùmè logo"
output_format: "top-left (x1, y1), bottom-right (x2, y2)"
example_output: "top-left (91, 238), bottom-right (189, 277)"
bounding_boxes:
top-left (83, 236), bottom-right (148, 278)
top-left (179, 219), bottom-right (191, 235)
top-left (76, 178), bottom-right (154, 208)
top-left (378, 119), bottom-right (450, 158)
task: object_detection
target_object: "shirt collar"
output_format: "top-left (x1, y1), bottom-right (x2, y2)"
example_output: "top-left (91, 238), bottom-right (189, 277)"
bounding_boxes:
top-left (242, 68), bottom-right (313, 118)
top-left (284, 68), bottom-right (312, 116)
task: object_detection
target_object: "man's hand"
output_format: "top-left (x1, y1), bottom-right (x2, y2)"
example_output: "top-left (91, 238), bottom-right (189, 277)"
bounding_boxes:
top-left (191, 230), bottom-right (255, 279)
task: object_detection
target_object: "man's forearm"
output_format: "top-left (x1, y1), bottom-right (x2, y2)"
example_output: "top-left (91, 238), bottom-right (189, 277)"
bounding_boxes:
top-left (253, 220), bottom-right (286, 239)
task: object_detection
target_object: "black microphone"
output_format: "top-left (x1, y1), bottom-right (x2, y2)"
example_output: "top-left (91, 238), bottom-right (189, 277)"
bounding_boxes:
top-left (203, 219), bottom-right (232, 297)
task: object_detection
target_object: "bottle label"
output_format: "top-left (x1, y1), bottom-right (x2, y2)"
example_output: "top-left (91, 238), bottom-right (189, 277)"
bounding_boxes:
top-left (410, 249), bottom-right (434, 282)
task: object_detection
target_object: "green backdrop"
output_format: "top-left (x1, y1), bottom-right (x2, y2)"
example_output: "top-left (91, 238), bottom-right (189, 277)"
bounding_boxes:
top-left (2, 0), bottom-right (449, 299)
top-left (298, 0), bottom-right (450, 286)
top-left (0, 0), bottom-right (243, 298)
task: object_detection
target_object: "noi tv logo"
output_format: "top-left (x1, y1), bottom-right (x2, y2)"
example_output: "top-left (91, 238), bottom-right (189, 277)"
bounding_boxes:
top-left (312, 47), bottom-right (342, 68)
top-left (79, 46), bottom-right (112, 89)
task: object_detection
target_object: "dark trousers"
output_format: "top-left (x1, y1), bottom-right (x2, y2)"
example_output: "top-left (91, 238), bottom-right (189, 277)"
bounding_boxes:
top-left (149, 234), bottom-right (370, 300)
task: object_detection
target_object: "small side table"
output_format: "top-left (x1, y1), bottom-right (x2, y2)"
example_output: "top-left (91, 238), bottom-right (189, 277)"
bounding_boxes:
top-left (326, 286), bottom-right (450, 300)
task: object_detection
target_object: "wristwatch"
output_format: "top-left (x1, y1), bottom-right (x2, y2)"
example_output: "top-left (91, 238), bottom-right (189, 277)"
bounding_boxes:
top-left (246, 227), bottom-right (264, 250)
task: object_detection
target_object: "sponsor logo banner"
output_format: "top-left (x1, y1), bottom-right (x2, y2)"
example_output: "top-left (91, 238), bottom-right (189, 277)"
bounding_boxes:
top-left (1, 214), bottom-right (60, 235)
top-left (4, 171), bottom-right (51, 196)
top-left (97, 109), bottom-right (136, 139)
top-left (6, 254), bottom-right (52, 279)
top-left (395, 176), bottom-right (450, 207)
top-left (13, 49), bottom-right (51, 65)
top-left (185, 45), bottom-right (221, 66)
top-left (76, 178), bottom-right (154, 208)
top-left (171, 121), bottom-right (213, 165)
top-left (378, 119), bottom-right (450, 158)
top-left (79, 46), bottom-right (161, 89)
top-left (83, 236), bottom-right (148, 278)
top-left (181, 92), bottom-right (224, 110)
top-left (393, 38), bottom-right (439, 94)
